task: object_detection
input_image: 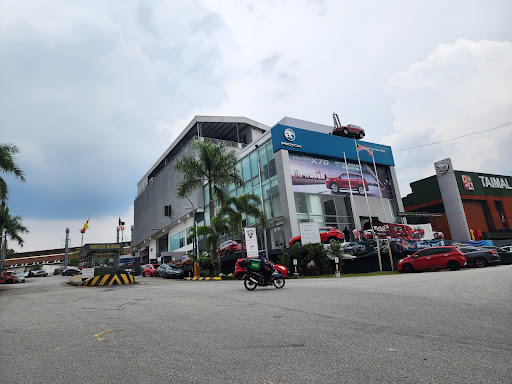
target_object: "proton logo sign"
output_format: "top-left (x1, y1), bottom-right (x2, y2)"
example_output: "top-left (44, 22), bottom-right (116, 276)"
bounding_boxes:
top-left (435, 160), bottom-right (449, 174)
top-left (281, 128), bottom-right (302, 149)
top-left (284, 128), bottom-right (296, 142)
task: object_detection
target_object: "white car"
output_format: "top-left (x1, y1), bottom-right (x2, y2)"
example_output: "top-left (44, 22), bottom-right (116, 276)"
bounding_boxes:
top-left (15, 272), bottom-right (26, 283)
top-left (499, 245), bottom-right (512, 252)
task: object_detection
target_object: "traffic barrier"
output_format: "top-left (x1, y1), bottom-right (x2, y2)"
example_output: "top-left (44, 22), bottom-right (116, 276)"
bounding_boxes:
top-left (81, 273), bottom-right (136, 286)
top-left (184, 276), bottom-right (225, 281)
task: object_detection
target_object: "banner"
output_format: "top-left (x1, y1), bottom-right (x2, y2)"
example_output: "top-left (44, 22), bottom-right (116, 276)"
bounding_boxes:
top-left (244, 227), bottom-right (259, 258)
top-left (288, 153), bottom-right (393, 198)
top-left (299, 222), bottom-right (321, 245)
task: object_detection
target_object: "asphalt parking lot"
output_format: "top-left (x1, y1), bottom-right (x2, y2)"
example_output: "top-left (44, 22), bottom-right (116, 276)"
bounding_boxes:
top-left (1, 265), bottom-right (511, 384)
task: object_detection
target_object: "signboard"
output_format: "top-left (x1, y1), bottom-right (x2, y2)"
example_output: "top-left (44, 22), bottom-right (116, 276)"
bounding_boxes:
top-left (244, 227), bottom-right (259, 258)
top-left (271, 124), bottom-right (395, 166)
top-left (300, 222), bottom-right (321, 245)
top-left (455, 171), bottom-right (512, 197)
top-left (397, 212), bottom-right (442, 217)
top-left (82, 268), bottom-right (94, 279)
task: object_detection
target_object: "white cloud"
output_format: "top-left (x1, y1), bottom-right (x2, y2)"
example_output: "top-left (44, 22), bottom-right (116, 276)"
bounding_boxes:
top-left (383, 39), bottom-right (512, 195)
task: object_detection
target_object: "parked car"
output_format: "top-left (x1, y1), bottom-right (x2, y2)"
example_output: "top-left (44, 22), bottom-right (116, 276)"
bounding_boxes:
top-left (288, 226), bottom-right (344, 247)
top-left (342, 242), bottom-right (367, 255)
top-left (234, 258), bottom-right (290, 280)
top-left (53, 267), bottom-right (65, 275)
top-left (218, 240), bottom-right (246, 257)
top-left (157, 264), bottom-right (184, 279)
top-left (143, 264), bottom-right (160, 277)
top-left (397, 246), bottom-right (467, 273)
top-left (61, 267), bottom-right (82, 276)
top-left (5, 271), bottom-right (20, 283)
top-left (325, 172), bottom-right (368, 195)
top-left (332, 124), bottom-right (365, 139)
top-left (31, 270), bottom-right (48, 277)
top-left (457, 246), bottom-right (500, 268)
top-left (499, 245), bottom-right (512, 253)
top-left (0, 271), bottom-right (16, 284)
top-left (15, 272), bottom-right (26, 283)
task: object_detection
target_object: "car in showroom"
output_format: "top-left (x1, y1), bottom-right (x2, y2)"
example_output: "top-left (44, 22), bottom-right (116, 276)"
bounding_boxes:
top-left (218, 240), bottom-right (246, 257)
top-left (331, 124), bottom-right (365, 140)
top-left (143, 264), bottom-right (160, 277)
top-left (325, 172), bottom-right (369, 195)
top-left (397, 246), bottom-right (467, 273)
top-left (61, 267), bottom-right (82, 276)
top-left (342, 242), bottom-right (367, 255)
top-left (157, 264), bottom-right (184, 279)
top-left (234, 258), bottom-right (290, 280)
top-left (457, 246), bottom-right (500, 268)
top-left (288, 226), bottom-right (344, 247)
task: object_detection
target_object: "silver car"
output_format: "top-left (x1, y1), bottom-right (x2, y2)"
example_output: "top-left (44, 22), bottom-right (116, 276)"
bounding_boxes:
top-left (15, 272), bottom-right (26, 283)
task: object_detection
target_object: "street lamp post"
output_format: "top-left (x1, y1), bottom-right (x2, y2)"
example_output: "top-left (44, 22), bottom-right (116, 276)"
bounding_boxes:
top-left (255, 144), bottom-right (269, 259)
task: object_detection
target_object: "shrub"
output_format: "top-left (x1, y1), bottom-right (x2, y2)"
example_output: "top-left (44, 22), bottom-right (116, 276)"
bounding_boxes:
top-left (277, 251), bottom-right (291, 268)
top-left (200, 269), bottom-right (210, 277)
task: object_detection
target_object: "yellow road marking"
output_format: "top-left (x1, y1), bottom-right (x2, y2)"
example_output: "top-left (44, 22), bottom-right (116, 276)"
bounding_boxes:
top-left (94, 329), bottom-right (113, 341)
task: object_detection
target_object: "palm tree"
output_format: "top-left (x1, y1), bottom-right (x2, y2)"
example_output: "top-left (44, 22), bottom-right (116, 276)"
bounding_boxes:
top-left (0, 205), bottom-right (29, 270)
top-left (174, 139), bottom-right (244, 228)
top-left (194, 215), bottom-right (230, 273)
top-left (217, 193), bottom-right (266, 258)
top-left (0, 143), bottom-right (26, 201)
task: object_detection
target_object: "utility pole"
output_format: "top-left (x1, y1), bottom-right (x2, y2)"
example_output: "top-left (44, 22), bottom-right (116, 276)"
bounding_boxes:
top-left (64, 228), bottom-right (69, 268)
top-left (0, 228), bottom-right (6, 272)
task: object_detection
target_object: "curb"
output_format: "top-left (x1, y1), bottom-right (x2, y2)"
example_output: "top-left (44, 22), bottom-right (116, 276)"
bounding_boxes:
top-left (184, 276), bottom-right (227, 281)
top-left (81, 273), bottom-right (136, 286)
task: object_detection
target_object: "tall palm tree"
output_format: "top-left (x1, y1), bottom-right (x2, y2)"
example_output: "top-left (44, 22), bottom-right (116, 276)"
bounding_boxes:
top-left (0, 205), bottom-right (29, 269)
top-left (194, 215), bottom-right (230, 273)
top-left (174, 139), bottom-right (244, 228)
top-left (0, 143), bottom-right (26, 201)
top-left (217, 193), bottom-right (266, 258)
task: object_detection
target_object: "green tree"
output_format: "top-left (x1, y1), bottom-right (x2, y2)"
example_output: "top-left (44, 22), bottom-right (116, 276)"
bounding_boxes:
top-left (0, 143), bottom-right (26, 201)
top-left (174, 139), bottom-right (244, 228)
top-left (217, 193), bottom-right (266, 258)
top-left (0, 206), bottom-right (29, 249)
top-left (195, 215), bottom-right (231, 274)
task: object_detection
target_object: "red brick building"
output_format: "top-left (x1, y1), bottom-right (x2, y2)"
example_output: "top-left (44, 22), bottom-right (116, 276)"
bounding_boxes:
top-left (403, 171), bottom-right (511, 240)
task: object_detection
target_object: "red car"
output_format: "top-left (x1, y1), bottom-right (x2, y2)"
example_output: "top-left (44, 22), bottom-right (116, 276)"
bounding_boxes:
top-left (332, 124), bottom-right (365, 140)
top-left (326, 172), bottom-right (368, 195)
top-left (288, 226), bottom-right (344, 247)
top-left (397, 246), bottom-right (467, 272)
top-left (143, 264), bottom-right (160, 277)
top-left (218, 240), bottom-right (246, 257)
top-left (234, 258), bottom-right (289, 280)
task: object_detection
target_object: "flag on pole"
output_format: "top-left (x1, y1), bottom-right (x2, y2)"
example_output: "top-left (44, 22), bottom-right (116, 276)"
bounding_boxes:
top-left (356, 144), bottom-right (373, 157)
top-left (118, 218), bottom-right (125, 231)
top-left (81, 217), bottom-right (90, 233)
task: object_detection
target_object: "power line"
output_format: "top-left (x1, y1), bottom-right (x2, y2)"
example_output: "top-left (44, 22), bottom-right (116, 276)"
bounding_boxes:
top-left (394, 122), bottom-right (512, 152)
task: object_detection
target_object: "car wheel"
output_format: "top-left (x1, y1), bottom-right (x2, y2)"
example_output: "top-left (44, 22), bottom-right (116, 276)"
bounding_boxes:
top-left (474, 257), bottom-right (487, 268)
top-left (447, 261), bottom-right (460, 271)
top-left (358, 132), bottom-right (364, 139)
top-left (343, 128), bottom-right (349, 135)
top-left (402, 263), bottom-right (414, 273)
top-left (357, 185), bottom-right (365, 195)
top-left (329, 182), bottom-right (339, 193)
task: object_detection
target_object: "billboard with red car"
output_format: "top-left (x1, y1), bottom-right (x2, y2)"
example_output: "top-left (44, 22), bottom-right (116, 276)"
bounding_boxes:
top-left (289, 153), bottom-right (393, 198)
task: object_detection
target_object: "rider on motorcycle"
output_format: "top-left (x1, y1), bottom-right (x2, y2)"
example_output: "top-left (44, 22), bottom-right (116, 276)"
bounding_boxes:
top-left (258, 253), bottom-right (273, 283)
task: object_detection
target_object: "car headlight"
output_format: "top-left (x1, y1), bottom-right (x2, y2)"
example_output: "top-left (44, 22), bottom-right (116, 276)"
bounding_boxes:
top-left (398, 259), bottom-right (403, 263)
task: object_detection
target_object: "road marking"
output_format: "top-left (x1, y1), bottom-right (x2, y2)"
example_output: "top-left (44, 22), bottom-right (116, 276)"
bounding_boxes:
top-left (179, 299), bottom-right (196, 303)
top-left (94, 329), bottom-right (113, 341)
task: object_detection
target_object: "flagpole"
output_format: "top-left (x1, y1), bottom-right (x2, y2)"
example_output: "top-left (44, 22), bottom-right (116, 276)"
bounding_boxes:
top-left (355, 139), bottom-right (382, 271)
top-left (343, 152), bottom-right (358, 235)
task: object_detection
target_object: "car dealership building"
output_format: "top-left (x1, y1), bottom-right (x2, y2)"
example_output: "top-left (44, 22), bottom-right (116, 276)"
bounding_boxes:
top-left (402, 158), bottom-right (512, 241)
top-left (133, 116), bottom-right (405, 263)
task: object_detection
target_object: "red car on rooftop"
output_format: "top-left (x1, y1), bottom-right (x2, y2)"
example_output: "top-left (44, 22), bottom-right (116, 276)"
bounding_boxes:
top-left (332, 124), bottom-right (365, 140)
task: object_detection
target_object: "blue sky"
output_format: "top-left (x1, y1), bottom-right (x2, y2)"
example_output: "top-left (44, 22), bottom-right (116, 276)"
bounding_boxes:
top-left (2, 0), bottom-right (511, 252)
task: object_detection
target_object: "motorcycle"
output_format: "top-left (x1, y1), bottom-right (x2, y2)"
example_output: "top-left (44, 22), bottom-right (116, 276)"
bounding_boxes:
top-left (243, 268), bottom-right (285, 290)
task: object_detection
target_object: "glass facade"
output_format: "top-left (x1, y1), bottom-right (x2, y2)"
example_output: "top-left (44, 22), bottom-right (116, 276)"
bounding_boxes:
top-left (294, 192), bottom-right (353, 230)
top-left (169, 230), bottom-right (186, 252)
top-left (203, 139), bottom-right (284, 250)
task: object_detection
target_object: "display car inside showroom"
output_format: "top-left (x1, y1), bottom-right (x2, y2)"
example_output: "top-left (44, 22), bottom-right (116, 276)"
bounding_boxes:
top-left (133, 115), bottom-right (405, 266)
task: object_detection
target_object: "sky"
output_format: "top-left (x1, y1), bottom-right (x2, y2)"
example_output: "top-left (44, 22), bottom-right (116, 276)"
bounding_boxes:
top-left (1, 0), bottom-right (511, 253)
